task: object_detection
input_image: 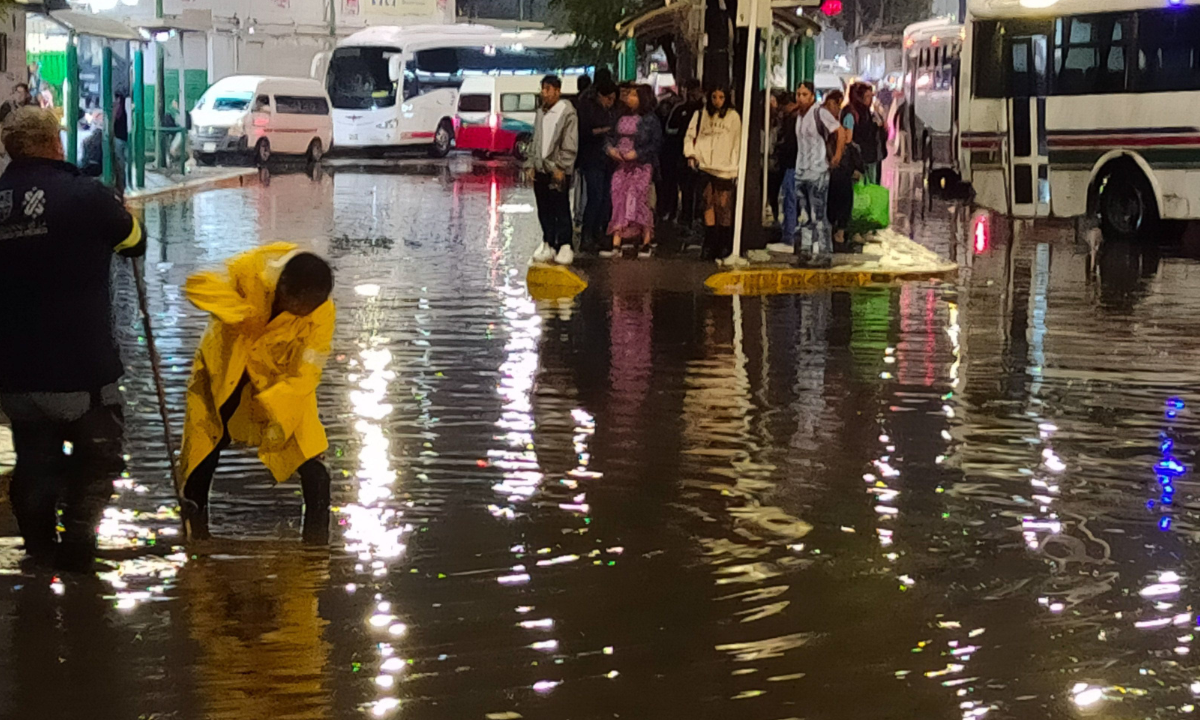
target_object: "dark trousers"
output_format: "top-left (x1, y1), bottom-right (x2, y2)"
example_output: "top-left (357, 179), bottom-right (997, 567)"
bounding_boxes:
top-left (828, 166), bottom-right (855, 233)
top-left (767, 167), bottom-right (785, 220)
top-left (533, 171), bottom-right (573, 250)
top-left (580, 164), bottom-right (612, 251)
top-left (678, 166), bottom-right (699, 226)
top-left (659, 150), bottom-right (684, 220)
top-left (183, 374), bottom-right (331, 543)
top-left (8, 399), bottom-right (124, 564)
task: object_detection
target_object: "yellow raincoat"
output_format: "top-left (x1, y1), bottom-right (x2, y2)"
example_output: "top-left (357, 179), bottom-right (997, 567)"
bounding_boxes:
top-left (180, 242), bottom-right (336, 490)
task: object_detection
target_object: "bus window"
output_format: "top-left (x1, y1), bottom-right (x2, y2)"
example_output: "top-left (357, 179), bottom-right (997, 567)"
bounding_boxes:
top-left (1133, 7), bottom-right (1200, 92)
top-left (403, 68), bottom-right (418, 100)
top-left (972, 20), bottom-right (1004, 98)
top-left (1053, 14), bottom-right (1130, 95)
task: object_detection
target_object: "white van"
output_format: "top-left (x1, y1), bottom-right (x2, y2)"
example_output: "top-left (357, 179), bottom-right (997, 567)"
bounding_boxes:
top-left (190, 76), bottom-right (334, 165)
top-left (455, 74), bottom-right (579, 159)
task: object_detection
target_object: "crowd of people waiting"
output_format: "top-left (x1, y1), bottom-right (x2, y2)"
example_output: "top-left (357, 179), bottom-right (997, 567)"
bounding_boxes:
top-left (526, 69), bottom-right (891, 268)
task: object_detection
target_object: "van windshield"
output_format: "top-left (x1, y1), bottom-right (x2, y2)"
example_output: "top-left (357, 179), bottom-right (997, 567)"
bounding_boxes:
top-left (207, 92), bottom-right (254, 111)
top-left (329, 46), bottom-right (400, 110)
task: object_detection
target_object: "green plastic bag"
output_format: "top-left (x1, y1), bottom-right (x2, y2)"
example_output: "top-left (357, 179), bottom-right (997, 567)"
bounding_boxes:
top-left (849, 181), bottom-right (890, 234)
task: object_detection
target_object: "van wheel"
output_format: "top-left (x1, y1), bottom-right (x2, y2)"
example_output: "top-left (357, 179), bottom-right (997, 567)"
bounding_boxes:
top-left (307, 139), bottom-right (324, 163)
top-left (255, 139), bottom-right (271, 166)
top-left (513, 133), bottom-right (533, 162)
top-left (1095, 163), bottom-right (1158, 240)
top-left (429, 120), bottom-right (453, 158)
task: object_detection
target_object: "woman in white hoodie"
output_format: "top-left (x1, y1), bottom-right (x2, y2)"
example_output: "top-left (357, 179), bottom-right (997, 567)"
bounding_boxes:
top-left (684, 87), bottom-right (741, 260)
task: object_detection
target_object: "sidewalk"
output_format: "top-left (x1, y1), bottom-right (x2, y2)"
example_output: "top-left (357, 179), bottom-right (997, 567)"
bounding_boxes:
top-left (125, 167), bottom-right (259, 204)
top-left (706, 228), bottom-right (958, 295)
top-left (530, 228), bottom-right (957, 300)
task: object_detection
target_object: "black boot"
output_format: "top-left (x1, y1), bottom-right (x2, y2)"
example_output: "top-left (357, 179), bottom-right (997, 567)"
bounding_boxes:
top-left (700, 226), bottom-right (718, 260)
top-left (300, 460), bottom-right (332, 545)
top-left (720, 226), bottom-right (735, 259)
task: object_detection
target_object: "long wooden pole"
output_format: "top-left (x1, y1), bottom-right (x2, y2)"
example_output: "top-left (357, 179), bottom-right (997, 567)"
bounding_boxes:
top-left (131, 256), bottom-right (183, 500)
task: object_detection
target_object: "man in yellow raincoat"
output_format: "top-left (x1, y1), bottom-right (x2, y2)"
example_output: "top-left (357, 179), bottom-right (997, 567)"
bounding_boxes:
top-left (179, 242), bottom-right (336, 542)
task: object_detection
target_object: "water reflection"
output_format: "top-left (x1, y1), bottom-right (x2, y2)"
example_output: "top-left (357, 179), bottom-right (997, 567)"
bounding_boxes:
top-left (4, 168), bottom-right (1200, 718)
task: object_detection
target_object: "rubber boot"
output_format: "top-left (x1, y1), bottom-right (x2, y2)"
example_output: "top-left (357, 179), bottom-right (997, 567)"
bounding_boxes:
top-left (300, 460), bottom-right (332, 546)
top-left (700, 225), bottom-right (718, 260)
top-left (720, 226), bottom-right (735, 260)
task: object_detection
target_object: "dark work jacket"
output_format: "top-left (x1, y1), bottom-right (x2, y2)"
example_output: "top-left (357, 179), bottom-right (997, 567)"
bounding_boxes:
top-left (0, 157), bottom-right (144, 392)
top-left (664, 99), bottom-right (702, 157)
top-left (577, 94), bottom-right (615, 170)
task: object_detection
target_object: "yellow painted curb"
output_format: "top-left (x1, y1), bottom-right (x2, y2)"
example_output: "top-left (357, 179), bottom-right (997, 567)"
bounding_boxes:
top-left (527, 264), bottom-right (588, 300)
top-left (705, 266), bottom-right (957, 296)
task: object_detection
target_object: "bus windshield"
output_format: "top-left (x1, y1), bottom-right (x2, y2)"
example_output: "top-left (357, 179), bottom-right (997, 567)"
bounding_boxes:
top-left (329, 46), bottom-right (400, 110)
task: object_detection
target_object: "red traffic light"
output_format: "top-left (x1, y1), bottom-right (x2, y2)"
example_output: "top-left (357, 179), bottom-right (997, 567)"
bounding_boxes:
top-left (821, 0), bottom-right (843, 16)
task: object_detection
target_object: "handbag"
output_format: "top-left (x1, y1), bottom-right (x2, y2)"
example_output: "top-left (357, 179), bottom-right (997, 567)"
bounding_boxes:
top-left (849, 180), bottom-right (890, 234)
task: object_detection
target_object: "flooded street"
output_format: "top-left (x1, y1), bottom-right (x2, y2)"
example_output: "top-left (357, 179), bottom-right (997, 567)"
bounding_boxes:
top-left (5, 162), bottom-right (1200, 720)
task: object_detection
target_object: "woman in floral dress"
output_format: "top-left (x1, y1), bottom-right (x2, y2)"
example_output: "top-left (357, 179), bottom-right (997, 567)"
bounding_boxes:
top-left (606, 83), bottom-right (662, 258)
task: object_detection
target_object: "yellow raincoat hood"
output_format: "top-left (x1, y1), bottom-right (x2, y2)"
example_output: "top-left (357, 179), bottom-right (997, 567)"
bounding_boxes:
top-left (179, 242), bottom-right (336, 488)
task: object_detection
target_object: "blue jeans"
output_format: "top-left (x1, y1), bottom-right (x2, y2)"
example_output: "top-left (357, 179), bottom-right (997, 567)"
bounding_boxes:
top-left (781, 168), bottom-right (798, 243)
top-left (795, 172), bottom-right (831, 256)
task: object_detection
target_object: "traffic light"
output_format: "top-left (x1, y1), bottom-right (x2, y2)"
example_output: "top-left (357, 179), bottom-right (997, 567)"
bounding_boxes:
top-left (821, 0), bottom-right (843, 16)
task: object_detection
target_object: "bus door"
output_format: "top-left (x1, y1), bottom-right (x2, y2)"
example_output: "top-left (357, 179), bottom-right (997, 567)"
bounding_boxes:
top-left (1007, 33), bottom-right (1050, 218)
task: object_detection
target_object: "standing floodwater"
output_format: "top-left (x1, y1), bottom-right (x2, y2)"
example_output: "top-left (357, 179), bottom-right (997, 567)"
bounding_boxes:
top-left (2, 164), bottom-right (1200, 720)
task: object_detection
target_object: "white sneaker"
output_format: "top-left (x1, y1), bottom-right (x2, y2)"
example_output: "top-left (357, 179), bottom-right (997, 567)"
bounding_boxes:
top-left (554, 244), bottom-right (575, 265)
top-left (532, 242), bottom-right (555, 263)
top-left (598, 250), bottom-right (615, 258)
top-left (766, 242), bottom-right (794, 254)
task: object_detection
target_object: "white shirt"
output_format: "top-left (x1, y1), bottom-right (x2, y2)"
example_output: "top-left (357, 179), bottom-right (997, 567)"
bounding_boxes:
top-left (541, 100), bottom-right (566, 160)
top-left (795, 105), bottom-right (841, 179)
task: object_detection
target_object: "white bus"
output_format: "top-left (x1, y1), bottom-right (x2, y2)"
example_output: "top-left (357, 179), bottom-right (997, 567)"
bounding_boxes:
top-left (903, 18), bottom-right (963, 178)
top-left (316, 25), bottom-right (576, 157)
top-left (960, 0), bottom-right (1200, 237)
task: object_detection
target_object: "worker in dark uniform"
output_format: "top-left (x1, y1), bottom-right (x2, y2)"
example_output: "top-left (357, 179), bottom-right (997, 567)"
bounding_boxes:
top-left (0, 107), bottom-right (145, 571)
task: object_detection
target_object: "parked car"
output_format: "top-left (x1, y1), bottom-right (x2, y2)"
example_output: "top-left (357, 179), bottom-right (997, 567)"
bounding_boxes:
top-left (454, 74), bottom-right (580, 160)
top-left (190, 76), bottom-right (333, 165)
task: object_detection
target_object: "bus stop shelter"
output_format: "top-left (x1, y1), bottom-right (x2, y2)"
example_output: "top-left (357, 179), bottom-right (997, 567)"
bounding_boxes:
top-left (41, 10), bottom-right (145, 189)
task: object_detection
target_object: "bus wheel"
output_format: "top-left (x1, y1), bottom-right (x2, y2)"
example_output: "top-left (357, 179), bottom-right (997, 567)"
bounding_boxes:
top-left (513, 133), bottom-right (533, 162)
top-left (1096, 164), bottom-right (1158, 240)
top-left (255, 139), bottom-right (271, 166)
top-left (429, 121), bottom-right (453, 158)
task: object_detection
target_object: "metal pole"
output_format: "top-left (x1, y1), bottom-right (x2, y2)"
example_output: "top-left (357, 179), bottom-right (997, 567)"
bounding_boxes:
top-left (155, 41), bottom-right (165, 169)
top-left (729, 0), bottom-right (760, 261)
top-left (134, 47), bottom-right (145, 189)
top-left (101, 46), bottom-right (114, 187)
top-left (178, 33), bottom-right (187, 175)
top-left (762, 24), bottom-right (772, 225)
top-left (66, 33), bottom-right (79, 166)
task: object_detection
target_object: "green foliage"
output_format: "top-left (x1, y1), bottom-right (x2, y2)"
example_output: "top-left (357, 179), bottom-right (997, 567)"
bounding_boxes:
top-left (833, 0), bottom-right (932, 42)
top-left (549, 0), bottom-right (658, 66)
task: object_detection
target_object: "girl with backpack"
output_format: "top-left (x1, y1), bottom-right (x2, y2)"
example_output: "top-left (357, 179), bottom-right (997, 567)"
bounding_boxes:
top-left (792, 82), bottom-right (845, 267)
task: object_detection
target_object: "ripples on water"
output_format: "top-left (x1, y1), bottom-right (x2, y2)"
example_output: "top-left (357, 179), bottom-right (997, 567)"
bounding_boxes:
top-left (3, 165), bottom-right (1200, 719)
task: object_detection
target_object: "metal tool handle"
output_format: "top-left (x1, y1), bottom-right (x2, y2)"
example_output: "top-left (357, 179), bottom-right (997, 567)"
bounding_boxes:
top-left (131, 256), bottom-right (183, 499)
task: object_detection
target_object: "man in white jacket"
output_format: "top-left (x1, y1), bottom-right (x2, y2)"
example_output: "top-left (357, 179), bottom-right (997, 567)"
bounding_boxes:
top-left (526, 75), bottom-right (579, 266)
